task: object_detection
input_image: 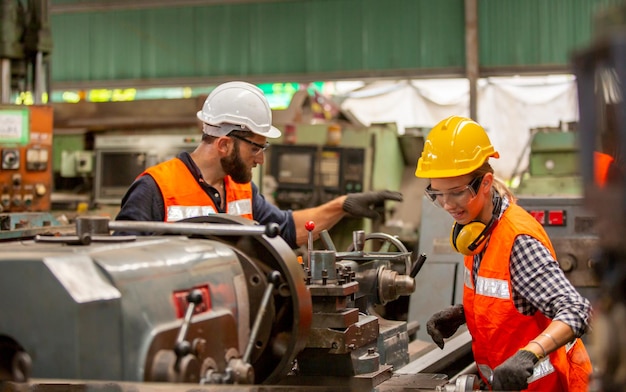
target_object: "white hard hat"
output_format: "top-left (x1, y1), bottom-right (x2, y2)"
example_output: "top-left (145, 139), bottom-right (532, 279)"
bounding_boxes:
top-left (197, 81), bottom-right (281, 138)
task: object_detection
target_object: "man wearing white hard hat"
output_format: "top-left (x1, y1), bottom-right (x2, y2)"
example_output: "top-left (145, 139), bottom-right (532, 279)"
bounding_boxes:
top-left (115, 81), bottom-right (402, 248)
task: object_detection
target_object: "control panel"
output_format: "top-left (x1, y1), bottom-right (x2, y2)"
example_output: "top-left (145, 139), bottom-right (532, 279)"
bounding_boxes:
top-left (268, 144), bottom-right (367, 210)
top-left (318, 147), bottom-right (366, 204)
top-left (517, 196), bottom-right (600, 288)
top-left (0, 105), bottom-right (53, 213)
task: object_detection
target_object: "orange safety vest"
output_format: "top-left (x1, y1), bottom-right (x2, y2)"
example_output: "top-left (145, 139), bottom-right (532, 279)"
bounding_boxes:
top-left (463, 203), bottom-right (592, 391)
top-left (594, 151), bottom-right (615, 188)
top-left (143, 158), bottom-right (254, 222)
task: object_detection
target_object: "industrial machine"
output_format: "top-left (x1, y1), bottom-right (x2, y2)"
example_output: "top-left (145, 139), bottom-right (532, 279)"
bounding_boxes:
top-left (512, 123), bottom-right (582, 196)
top-left (0, 215), bottom-right (481, 392)
top-left (93, 131), bottom-right (200, 205)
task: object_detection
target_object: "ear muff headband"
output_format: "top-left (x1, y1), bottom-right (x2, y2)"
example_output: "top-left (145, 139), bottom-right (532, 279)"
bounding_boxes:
top-left (450, 191), bottom-right (502, 256)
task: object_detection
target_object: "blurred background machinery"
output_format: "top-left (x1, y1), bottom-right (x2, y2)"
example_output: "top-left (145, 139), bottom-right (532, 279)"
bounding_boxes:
top-left (0, 0), bottom-right (52, 104)
top-left (0, 0), bottom-right (58, 240)
top-left (573, 2), bottom-right (626, 390)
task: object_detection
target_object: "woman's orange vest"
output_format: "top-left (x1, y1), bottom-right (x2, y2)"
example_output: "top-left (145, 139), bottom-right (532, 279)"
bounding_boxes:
top-left (143, 158), bottom-right (253, 222)
top-left (463, 203), bottom-right (592, 391)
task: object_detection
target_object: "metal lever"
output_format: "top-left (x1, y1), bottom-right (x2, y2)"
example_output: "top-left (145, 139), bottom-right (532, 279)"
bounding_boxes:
top-left (173, 289), bottom-right (203, 370)
top-left (242, 271), bottom-right (281, 364)
top-left (304, 221), bottom-right (315, 270)
top-left (410, 253), bottom-right (427, 278)
top-left (319, 229), bottom-right (336, 251)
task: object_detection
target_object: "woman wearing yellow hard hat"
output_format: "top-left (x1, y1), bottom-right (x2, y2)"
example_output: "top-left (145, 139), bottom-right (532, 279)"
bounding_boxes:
top-left (415, 115), bottom-right (592, 391)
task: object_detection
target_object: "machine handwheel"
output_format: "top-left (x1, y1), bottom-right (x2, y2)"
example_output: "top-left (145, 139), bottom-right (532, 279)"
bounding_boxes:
top-left (346, 232), bottom-right (411, 274)
top-left (178, 215), bottom-right (312, 384)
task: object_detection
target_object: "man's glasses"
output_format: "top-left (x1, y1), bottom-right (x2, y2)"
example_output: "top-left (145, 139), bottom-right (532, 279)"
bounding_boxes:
top-left (229, 134), bottom-right (270, 155)
top-left (425, 176), bottom-right (483, 208)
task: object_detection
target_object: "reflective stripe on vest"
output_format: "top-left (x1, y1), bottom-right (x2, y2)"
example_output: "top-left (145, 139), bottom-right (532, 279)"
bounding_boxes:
top-left (464, 264), bottom-right (510, 299)
top-left (464, 265), bottom-right (474, 290)
top-left (166, 201), bottom-right (251, 222)
top-left (167, 206), bottom-right (217, 222)
top-left (228, 199), bottom-right (252, 216)
top-left (475, 275), bottom-right (510, 299)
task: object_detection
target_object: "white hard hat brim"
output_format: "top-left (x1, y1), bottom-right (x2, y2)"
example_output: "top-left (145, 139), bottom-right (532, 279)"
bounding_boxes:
top-left (200, 118), bottom-right (282, 139)
top-left (264, 125), bottom-right (282, 138)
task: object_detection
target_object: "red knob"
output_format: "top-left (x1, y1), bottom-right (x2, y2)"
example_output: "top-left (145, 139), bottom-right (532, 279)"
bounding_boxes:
top-left (305, 221), bottom-right (315, 231)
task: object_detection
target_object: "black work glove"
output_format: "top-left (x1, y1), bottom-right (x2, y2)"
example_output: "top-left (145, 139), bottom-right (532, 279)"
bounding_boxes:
top-left (342, 190), bottom-right (403, 220)
top-left (491, 349), bottom-right (539, 391)
top-left (426, 304), bottom-right (466, 349)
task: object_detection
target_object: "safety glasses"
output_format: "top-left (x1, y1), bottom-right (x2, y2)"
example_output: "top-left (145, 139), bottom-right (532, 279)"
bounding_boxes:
top-left (229, 134), bottom-right (270, 155)
top-left (425, 176), bottom-right (483, 208)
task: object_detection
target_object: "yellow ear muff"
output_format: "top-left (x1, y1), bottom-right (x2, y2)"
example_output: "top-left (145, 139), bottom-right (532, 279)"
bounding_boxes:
top-left (449, 191), bottom-right (503, 256)
top-left (450, 221), bottom-right (489, 256)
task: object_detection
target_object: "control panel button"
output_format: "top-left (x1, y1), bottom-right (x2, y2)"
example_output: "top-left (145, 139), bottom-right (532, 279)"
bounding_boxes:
top-left (1, 149), bottom-right (20, 170)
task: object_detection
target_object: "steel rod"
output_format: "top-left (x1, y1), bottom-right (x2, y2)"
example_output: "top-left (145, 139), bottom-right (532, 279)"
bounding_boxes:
top-left (108, 220), bottom-right (278, 237)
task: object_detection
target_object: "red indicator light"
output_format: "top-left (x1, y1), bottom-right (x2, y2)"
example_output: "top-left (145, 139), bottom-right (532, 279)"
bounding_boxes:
top-left (529, 210), bottom-right (546, 225)
top-left (172, 285), bottom-right (211, 318)
top-left (548, 210), bottom-right (566, 226)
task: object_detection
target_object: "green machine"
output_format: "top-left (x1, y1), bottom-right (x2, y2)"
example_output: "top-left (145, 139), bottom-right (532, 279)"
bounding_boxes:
top-left (513, 125), bottom-right (582, 196)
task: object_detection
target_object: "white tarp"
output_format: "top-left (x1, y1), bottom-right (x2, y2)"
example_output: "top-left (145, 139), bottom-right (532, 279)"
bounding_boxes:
top-left (337, 75), bottom-right (578, 181)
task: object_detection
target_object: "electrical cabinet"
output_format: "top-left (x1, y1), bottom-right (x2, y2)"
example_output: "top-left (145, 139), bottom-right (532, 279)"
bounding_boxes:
top-left (0, 105), bottom-right (53, 213)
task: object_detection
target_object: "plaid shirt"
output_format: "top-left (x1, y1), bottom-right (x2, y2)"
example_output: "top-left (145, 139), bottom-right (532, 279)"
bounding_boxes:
top-left (473, 195), bottom-right (592, 337)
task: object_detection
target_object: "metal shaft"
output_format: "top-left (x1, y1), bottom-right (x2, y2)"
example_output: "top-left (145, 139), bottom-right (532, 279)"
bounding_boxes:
top-left (108, 220), bottom-right (279, 237)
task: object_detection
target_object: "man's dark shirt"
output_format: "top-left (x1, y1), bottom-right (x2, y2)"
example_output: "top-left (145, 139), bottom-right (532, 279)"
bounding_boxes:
top-left (115, 152), bottom-right (297, 248)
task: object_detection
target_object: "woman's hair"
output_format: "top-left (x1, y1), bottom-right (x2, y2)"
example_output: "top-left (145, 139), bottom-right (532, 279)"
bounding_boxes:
top-left (473, 160), bottom-right (516, 202)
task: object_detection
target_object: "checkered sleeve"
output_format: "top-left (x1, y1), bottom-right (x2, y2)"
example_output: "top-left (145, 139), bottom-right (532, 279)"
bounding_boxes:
top-left (510, 235), bottom-right (592, 337)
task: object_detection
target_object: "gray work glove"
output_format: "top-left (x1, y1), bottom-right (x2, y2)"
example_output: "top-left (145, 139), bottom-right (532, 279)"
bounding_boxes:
top-left (426, 304), bottom-right (466, 349)
top-left (491, 349), bottom-right (539, 391)
top-left (342, 190), bottom-right (403, 220)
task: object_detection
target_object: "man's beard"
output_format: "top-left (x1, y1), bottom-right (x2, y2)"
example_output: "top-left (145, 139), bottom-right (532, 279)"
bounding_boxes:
top-left (221, 143), bottom-right (252, 183)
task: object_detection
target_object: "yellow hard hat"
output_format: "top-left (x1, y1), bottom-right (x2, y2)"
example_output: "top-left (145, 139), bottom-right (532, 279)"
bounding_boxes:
top-left (415, 116), bottom-right (499, 178)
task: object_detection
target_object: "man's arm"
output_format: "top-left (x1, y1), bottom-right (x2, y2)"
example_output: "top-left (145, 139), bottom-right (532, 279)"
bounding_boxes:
top-left (292, 195), bottom-right (348, 247)
top-left (292, 190), bottom-right (403, 247)
top-left (251, 182), bottom-right (298, 249)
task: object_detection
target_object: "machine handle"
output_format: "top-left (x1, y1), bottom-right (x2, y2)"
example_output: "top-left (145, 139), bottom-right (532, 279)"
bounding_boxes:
top-left (410, 253), bottom-right (427, 278)
top-left (242, 271), bottom-right (282, 364)
top-left (173, 289), bottom-right (204, 370)
top-left (34, 233), bottom-right (92, 245)
top-left (319, 229), bottom-right (336, 251)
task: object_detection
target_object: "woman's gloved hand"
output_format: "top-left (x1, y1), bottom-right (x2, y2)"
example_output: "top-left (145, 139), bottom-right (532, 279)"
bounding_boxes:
top-left (342, 190), bottom-right (403, 219)
top-left (491, 349), bottom-right (539, 391)
top-left (426, 304), bottom-right (466, 349)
